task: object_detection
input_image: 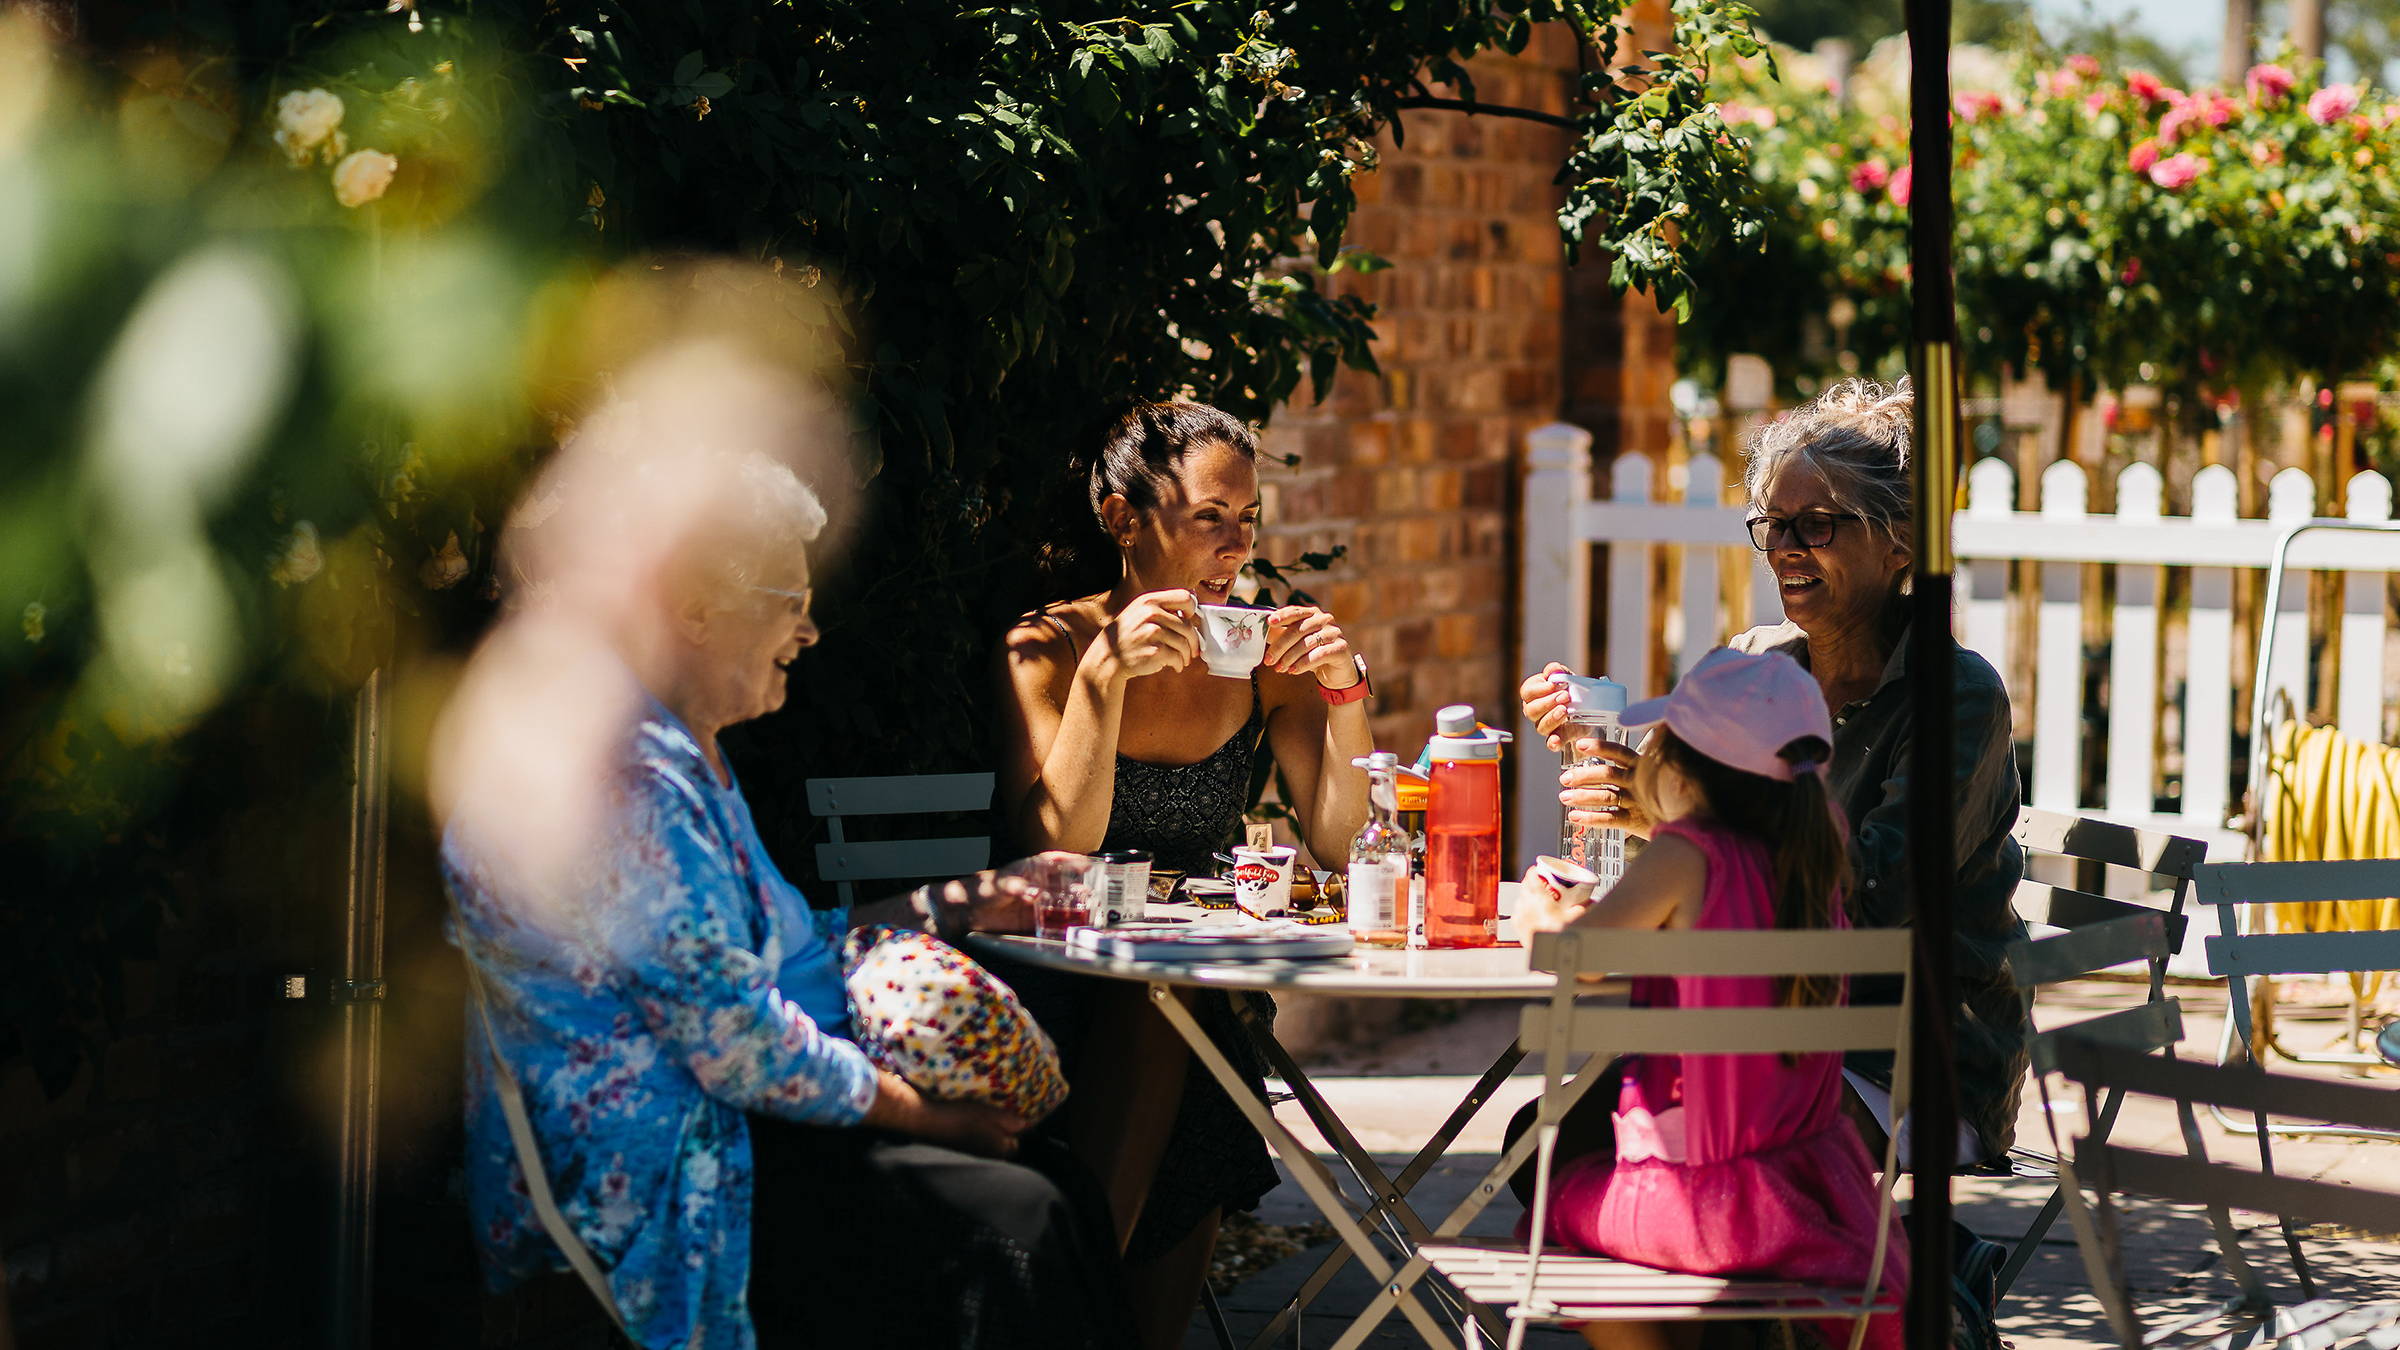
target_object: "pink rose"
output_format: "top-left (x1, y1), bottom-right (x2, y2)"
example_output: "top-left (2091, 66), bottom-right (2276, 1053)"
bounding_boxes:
top-left (2041, 69), bottom-right (2079, 98)
top-left (2120, 256), bottom-right (2143, 284)
top-left (2159, 105), bottom-right (2197, 143)
top-left (1890, 164), bottom-right (1913, 208)
top-left (2085, 91), bottom-right (2109, 115)
top-left (2309, 84), bottom-right (2361, 124)
top-left (2069, 55), bottom-right (2102, 78)
top-left (2126, 69), bottom-right (2167, 102)
top-left (1850, 159), bottom-right (1891, 193)
top-left (1953, 91), bottom-right (2004, 121)
top-left (2203, 93), bottom-right (2238, 126)
top-left (2147, 152), bottom-right (2202, 189)
top-left (2246, 63), bottom-right (2296, 104)
top-left (2127, 138), bottom-right (2161, 172)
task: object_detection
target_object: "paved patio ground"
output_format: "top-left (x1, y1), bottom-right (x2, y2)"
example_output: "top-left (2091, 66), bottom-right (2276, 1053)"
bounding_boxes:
top-left (1190, 976), bottom-right (2400, 1348)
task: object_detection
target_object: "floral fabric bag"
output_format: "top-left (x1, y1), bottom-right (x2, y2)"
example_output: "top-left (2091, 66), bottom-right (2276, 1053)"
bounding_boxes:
top-left (839, 924), bottom-right (1069, 1121)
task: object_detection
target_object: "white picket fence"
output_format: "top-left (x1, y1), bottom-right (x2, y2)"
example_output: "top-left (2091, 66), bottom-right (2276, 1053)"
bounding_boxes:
top-left (1514, 421), bottom-right (2400, 871)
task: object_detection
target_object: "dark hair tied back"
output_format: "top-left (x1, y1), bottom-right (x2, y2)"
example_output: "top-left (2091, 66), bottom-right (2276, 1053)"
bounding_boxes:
top-left (1035, 400), bottom-right (1258, 599)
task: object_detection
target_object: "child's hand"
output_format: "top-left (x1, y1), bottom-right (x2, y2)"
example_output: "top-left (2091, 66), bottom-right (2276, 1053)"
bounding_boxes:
top-left (1561, 739), bottom-right (1654, 838)
top-left (1513, 866), bottom-right (1589, 935)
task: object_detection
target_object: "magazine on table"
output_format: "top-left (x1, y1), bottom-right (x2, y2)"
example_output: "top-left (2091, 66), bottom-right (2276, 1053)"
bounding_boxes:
top-left (1068, 921), bottom-right (1354, 961)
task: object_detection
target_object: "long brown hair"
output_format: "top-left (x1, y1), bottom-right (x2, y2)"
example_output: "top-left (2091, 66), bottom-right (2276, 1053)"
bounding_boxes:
top-left (1640, 727), bottom-right (1851, 1008)
top-left (1034, 400), bottom-right (1259, 600)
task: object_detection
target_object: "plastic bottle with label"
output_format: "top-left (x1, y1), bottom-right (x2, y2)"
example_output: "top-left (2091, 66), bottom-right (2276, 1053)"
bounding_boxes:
top-left (1553, 673), bottom-right (1631, 893)
top-left (1425, 704), bottom-right (1508, 949)
top-left (1346, 753), bottom-right (1411, 948)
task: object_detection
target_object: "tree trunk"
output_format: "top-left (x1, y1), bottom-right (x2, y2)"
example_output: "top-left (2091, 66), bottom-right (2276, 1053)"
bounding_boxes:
top-left (2221, 0), bottom-right (2257, 88)
top-left (2291, 0), bottom-right (2326, 63)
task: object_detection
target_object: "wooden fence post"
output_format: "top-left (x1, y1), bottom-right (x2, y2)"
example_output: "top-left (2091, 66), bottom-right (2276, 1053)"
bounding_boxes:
top-left (2340, 471), bottom-right (2394, 745)
top-left (2184, 465), bottom-right (2239, 832)
top-left (2033, 459), bottom-right (2089, 811)
top-left (2107, 462), bottom-right (2163, 818)
top-left (1517, 421), bottom-right (1594, 872)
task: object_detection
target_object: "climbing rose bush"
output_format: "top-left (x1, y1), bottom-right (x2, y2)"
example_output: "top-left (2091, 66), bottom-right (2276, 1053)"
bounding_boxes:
top-left (1681, 46), bottom-right (2400, 402)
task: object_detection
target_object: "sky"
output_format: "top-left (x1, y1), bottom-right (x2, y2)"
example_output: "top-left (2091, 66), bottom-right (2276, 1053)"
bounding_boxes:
top-left (2032, 0), bottom-right (2224, 71)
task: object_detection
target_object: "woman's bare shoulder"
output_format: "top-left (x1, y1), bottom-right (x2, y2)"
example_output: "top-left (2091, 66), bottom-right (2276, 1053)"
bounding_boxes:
top-left (1000, 598), bottom-right (1101, 672)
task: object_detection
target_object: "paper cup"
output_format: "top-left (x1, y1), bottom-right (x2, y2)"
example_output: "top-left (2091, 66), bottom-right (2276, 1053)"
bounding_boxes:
top-left (1526, 854), bottom-right (1599, 911)
top-left (1230, 844), bottom-right (1297, 911)
top-left (1197, 604), bottom-right (1269, 679)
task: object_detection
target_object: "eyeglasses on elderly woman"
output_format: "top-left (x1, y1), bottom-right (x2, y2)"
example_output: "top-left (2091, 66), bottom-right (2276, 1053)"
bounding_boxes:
top-left (1744, 511), bottom-right (1865, 552)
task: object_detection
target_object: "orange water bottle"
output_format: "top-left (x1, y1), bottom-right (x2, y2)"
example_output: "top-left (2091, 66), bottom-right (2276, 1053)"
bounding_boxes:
top-left (1425, 704), bottom-right (1506, 949)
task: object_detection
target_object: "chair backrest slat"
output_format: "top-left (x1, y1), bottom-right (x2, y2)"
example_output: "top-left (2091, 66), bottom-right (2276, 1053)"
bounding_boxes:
top-left (805, 772), bottom-right (995, 818)
top-left (2009, 912), bottom-right (2176, 988)
top-left (2015, 806), bottom-right (2208, 879)
top-left (2193, 858), bottom-right (2400, 906)
top-left (2204, 928), bottom-right (2400, 979)
top-left (816, 836), bottom-right (992, 883)
top-left (1529, 927), bottom-right (1910, 978)
top-left (2084, 1143), bottom-right (2400, 1236)
top-left (1519, 1003), bottom-right (1904, 1057)
top-left (2011, 881), bottom-right (2190, 947)
top-left (2051, 1035), bottom-right (2400, 1130)
top-left (2025, 999), bottom-right (2184, 1075)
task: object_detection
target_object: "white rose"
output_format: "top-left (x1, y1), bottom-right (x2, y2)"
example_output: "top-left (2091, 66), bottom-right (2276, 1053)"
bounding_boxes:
top-left (331, 149), bottom-right (399, 208)
top-left (271, 521), bottom-right (323, 586)
top-left (273, 88), bottom-right (345, 165)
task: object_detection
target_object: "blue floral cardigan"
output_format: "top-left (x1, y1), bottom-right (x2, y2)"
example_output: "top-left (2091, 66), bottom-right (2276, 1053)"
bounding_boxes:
top-left (445, 701), bottom-right (877, 1349)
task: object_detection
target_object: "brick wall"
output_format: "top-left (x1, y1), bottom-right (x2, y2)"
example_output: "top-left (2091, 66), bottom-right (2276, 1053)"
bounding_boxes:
top-left (1257, 30), bottom-right (1581, 759)
top-left (1256, 14), bottom-right (1678, 762)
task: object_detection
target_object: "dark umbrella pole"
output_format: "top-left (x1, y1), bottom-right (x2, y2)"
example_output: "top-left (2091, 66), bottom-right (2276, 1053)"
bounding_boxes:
top-left (1905, 0), bottom-right (1963, 1346)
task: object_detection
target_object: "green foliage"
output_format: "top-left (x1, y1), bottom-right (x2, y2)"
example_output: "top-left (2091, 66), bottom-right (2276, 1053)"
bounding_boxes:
top-left (1681, 42), bottom-right (2400, 402)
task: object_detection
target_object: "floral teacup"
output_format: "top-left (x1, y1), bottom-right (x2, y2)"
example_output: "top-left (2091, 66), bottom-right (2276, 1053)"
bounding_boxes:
top-left (1197, 604), bottom-right (1268, 679)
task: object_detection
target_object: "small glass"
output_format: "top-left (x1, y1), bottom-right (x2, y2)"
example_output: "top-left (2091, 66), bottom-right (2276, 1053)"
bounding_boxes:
top-left (1028, 854), bottom-right (1097, 940)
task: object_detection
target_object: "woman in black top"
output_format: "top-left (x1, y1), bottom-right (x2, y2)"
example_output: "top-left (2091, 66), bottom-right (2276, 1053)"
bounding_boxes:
top-left (994, 401), bottom-right (1372, 1349)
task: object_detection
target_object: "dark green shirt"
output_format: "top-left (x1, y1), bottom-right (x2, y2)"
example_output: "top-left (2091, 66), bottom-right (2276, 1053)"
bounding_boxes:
top-left (1730, 621), bottom-right (2031, 1158)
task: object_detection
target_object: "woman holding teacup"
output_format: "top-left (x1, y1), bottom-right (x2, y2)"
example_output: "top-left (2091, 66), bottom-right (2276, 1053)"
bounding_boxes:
top-left (994, 399), bottom-right (1372, 1347)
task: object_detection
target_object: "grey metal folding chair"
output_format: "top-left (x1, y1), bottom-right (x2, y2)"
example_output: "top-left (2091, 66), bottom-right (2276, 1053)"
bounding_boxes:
top-left (2040, 1024), bottom-right (2400, 1348)
top-left (1420, 926), bottom-right (1913, 1350)
top-left (803, 771), bottom-right (995, 906)
top-left (2194, 859), bottom-right (2400, 1127)
top-left (1997, 808), bottom-right (2208, 1303)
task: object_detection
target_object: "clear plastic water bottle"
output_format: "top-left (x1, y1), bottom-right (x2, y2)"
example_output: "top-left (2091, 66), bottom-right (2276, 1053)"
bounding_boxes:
top-left (1346, 753), bottom-right (1410, 949)
top-left (1553, 673), bottom-right (1630, 893)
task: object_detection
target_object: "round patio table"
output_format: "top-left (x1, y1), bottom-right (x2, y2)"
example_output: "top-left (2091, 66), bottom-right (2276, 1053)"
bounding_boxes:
top-left (967, 888), bottom-right (1617, 1350)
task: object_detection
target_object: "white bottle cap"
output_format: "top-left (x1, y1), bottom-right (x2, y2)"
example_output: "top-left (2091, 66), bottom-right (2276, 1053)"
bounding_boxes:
top-left (1554, 673), bottom-right (1627, 714)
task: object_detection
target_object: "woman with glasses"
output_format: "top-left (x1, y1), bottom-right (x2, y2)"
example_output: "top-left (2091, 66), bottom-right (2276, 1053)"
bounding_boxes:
top-left (1516, 379), bottom-right (2029, 1196)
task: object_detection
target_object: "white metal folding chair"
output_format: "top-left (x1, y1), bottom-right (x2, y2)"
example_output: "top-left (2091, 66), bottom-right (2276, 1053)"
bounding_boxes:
top-left (1997, 808), bottom-right (2208, 1302)
top-left (1420, 926), bottom-right (1913, 1350)
top-left (2041, 1022), bottom-right (2400, 1348)
top-left (803, 772), bottom-right (995, 906)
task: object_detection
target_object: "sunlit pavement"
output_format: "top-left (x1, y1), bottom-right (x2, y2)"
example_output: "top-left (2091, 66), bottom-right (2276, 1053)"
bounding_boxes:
top-left (1191, 977), bottom-right (2400, 1349)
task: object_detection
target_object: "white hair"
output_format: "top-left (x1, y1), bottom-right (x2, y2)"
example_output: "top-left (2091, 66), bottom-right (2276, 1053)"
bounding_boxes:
top-left (1744, 377), bottom-right (1915, 547)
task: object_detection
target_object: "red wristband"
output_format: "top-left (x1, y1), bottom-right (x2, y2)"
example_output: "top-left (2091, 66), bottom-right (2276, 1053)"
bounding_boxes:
top-left (1317, 655), bottom-right (1372, 705)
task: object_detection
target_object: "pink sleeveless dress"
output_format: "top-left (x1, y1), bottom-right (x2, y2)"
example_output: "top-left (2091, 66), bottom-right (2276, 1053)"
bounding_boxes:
top-left (1540, 818), bottom-right (1908, 1350)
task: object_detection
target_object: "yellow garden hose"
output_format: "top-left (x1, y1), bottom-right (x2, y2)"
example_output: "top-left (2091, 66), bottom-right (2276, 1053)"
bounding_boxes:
top-left (2254, 718), bottom-right (2400, 1034)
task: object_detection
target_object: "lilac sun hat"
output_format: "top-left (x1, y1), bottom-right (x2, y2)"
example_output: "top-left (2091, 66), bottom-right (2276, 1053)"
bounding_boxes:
top-left (1616, 647), bottom-right (1833, 782)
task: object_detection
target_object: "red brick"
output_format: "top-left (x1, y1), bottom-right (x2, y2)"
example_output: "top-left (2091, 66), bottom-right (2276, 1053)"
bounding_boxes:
top-left (1348, 421), bottom-right (1393, 467)
top-left (1436, 613), bottom-right (1485, 659)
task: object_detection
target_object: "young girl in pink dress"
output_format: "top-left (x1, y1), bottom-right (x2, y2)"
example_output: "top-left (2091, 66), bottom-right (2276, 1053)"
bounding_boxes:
top-left (1515, 648), bottom-right (1908, 1350)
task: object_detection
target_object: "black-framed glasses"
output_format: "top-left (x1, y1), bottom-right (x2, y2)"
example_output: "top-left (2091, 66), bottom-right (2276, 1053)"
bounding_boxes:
top-left (1744, 511), bottom-right (1864, 552)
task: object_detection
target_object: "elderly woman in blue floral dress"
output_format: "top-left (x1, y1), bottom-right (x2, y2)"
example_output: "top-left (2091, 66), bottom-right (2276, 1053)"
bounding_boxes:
top-left (439, 446), bottom-right (1127, 1350)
